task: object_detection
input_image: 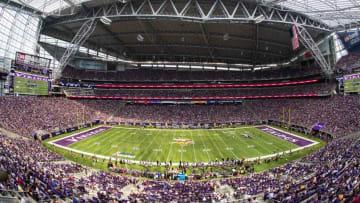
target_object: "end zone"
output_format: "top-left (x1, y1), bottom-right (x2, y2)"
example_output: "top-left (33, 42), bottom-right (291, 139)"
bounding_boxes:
top-left (51, 126), bottom-right (111, 146)
top-left (255, 126), bottom-right (318, 147)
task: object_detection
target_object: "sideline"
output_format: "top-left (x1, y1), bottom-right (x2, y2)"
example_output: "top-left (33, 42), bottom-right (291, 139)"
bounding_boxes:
top-left (112, 126), bottom-right (255, 131)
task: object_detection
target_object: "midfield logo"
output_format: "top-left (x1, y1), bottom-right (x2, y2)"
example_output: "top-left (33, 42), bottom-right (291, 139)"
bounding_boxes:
top-left (173, 138), bottom-right (194, 146)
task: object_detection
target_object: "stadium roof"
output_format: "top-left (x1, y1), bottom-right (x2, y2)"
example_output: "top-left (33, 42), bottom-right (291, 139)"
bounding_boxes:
top-left (6, 0), bottom-right (356, 71)
top-left (39, 0), bottom-right (336, 65)
top-left (9, 0), bottom-right (88, 13)
top-left (272, 0), bottom-right (360, 29)
top-left (11, 0), bottom-right (360, 29)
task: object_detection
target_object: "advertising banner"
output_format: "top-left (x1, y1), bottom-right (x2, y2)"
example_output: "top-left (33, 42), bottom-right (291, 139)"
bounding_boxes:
top-left (337, 29), bottom-right (360, 52)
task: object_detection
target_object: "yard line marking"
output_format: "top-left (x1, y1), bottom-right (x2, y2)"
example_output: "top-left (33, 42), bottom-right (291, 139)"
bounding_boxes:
top-left (75, 129), bottom-right (118, 153)
top-left (253, 132), bottom-right (290, 154)
top-left (113, 129), bottom-right (148, 154)
top-left (114, 130), bottom-right (154, 160)
top-left (197, 131), bottom-right (212, 161)
top-left (189, 130), bottom-right (197, 162)
top-left (103, 129), bottom-right (140, 154)
top-left (136, 130), bottom-right (162, 161)
top-left (250, 129), bottom-right (296, 154)
top-left (204, 130), bottom-right (225, 159)
top-left (180, 129), bottom-right (187, 162)
top-left (166, 130), bottom-right (176, 162)
top-left (100, 130), bottom-right (132, 156)
top-left (220, 132), bottom-right (252, 157)
top-left (253, 130), bottom-right (291, 154)
top-left (152, 130), bottom-right (169, 161)
top-left (180, 146), bottom-right (183, 162)
top-left (114, 131), bottom-right (151, 154)
top-left (212, 132), bottom-right (239, 159)
top-left (115, 129), bottom-right (142, 143)
top-left (245, 134), bottom-right (274, 155)
top-left (231, 129), bottom-right (264, 156)
top-left (86, 128), bottom-right (133, 152)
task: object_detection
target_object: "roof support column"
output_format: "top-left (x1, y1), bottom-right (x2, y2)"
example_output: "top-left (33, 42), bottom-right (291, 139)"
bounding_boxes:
top-left (296, 25), bottom-right (333, 77)
top-left (55, 17), bottom-right (98, 79)
top-left (252, 24), bottom-right (259, 69)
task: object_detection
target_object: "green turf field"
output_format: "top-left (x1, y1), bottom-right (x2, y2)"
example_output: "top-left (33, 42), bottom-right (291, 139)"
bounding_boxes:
top-left (344, 77), bottom-right (360, 93)
top-left (14, 76), bottom-right (49, 95)
top-left (66, 127), bottom-right (303, 163)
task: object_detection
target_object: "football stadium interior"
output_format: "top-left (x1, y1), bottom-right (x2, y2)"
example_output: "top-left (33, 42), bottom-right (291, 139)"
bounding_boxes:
top-left (0, 0), bottom-right (360, 202)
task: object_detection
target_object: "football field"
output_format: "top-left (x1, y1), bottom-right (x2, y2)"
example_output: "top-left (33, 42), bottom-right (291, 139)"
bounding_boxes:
top-left (50, 126), bottom-right (318, 163)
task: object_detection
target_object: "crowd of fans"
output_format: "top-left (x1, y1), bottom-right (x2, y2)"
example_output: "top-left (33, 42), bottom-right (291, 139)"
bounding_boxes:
top-left (62, 65), bottom-right (322, 82)
top-left (0, 97), bottom-right (124, 137)
top-left (336, 52), bottom-right (360, 74)
top-left (0, 129), bottom-right (359, 202)
top-left (0, 133), bottom-right (140, 202)
top-left (115, 95), bottom-right (359, 138)
top-left (0, 93), bottom-right (360, 201)
top-left (0, 94), bottom-right (358, 138)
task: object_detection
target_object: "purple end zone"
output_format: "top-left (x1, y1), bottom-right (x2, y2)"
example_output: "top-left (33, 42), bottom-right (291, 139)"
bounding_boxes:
top-left (53, 126), bottom-right (111, 146)
top-left (255, 126), bottom-right (314, 147)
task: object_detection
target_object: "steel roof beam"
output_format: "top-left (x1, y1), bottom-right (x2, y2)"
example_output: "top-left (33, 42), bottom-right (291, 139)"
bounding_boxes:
top-left (98, 23), bottom-right (128, 56)
top-left (112, 43), bottom-right (287, 58)
top-left (43, 0), bottom-right (331, 31)
top-left (44, 25), bottom-right (120, 57)
top-left (87, 31), bottom-right (290, 48)
top-left (137, 19), bottom-right (174, 59)
top-left (56, 17), bottom-right (98, 79)
top-left (252, 24), bottom-right (259, 68)
top-left (63, 0), bottom-right (75, 6)
top-left (296, 25), bottom-right (333, 77)
top-left (199, 23), bottom-right (215, 60)
top-left (130, 53), bottom-right (254, 63)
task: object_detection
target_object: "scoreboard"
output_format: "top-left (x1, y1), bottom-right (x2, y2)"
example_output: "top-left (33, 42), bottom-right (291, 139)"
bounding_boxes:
top-left (10, 71), bottom-right (50, 95)
top-left (344, 73), bottom-right (360, 93)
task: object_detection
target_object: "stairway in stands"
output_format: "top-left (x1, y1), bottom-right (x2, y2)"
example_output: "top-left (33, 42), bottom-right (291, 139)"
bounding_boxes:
top-left (0, 190), bottom-right (33, 202)
top-left (105, 101), bottom-right (125, 123)
top-left (64, 87), bottom-right (95, 97)
top-left (243, 102), bottom-right (262, 123)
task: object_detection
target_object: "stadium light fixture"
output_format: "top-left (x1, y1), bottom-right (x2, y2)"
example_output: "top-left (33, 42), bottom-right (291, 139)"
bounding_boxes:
top-left (254, 15), bottom-right (265, 24)
top-left (223, 33), bottom-right (230, 41)
top-left (290, 56), bottom-right (298, 62)
top-left (137, 34), bottom-right (144, 42)
top-left (100, 16), bottom-right (112, 25)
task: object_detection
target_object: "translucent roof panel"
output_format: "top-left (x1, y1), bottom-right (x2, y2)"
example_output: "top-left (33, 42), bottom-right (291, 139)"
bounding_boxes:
top-left (13, 0), bottom-right (92, 14)
top-left (274, 0), bottom-right (360, 27)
